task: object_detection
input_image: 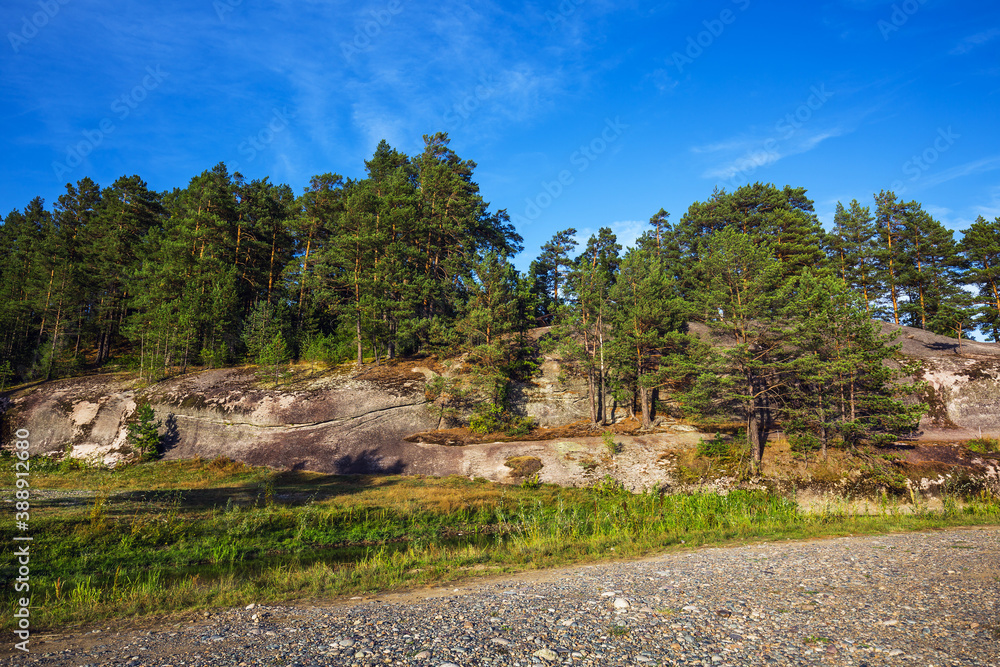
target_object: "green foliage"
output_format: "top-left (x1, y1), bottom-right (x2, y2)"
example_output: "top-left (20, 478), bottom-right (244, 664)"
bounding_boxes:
top-left (0, 359), bottom-right (13, 390)
top-left (3, 461), bottom-right (998, 632)
top-left (469, 404), bottom-right (505, 434)
top-left (258, 332), bottom-right (290, 383)
top-left (967, 438), bottom-right (1000, 454)
top-left (299, 332), bottom-right (355, 365)
top-left (127, 403), bottom-right (162, 461)
top-left (504, 416), bottom-right (536, 438)
top-left (961, 215), bottom-right (1000, 342)
top-left (519, 473), bottom-right (541, 490)
top-left (696, 433), bottom-right (731, 458)
top-left (590, 474), bottom-right (628, 496)
top-left (200, 342), bottom-right (229, 369)
top-left (602, 431), bottom-right (620, 456)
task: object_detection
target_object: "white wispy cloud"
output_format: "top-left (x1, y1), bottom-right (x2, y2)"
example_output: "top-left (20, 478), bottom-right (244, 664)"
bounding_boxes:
top-left (918, 154), bottom-right (1000, 190)
top-left (950, 28), bottom-right (1000, 55)
top-left (698, 127), bottom-right (847, 181)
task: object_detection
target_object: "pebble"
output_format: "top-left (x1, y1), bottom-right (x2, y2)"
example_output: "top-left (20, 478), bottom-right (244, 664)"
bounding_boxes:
top-left (11, 528), bottom-right (999, 667)
top-left (533, 648), bottom-right (558, 661)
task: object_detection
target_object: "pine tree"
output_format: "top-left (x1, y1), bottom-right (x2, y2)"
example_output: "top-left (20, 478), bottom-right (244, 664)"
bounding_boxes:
top-left (127, 403), bottom-right (162, 461)
top-left (961, 215), bottom-right (1000, 341)
top-left (896, 203), bottom-right (968, 334)
top-left (829, 199), bottom-right (880, 315)
top-left (873, 190), bottom-right (907, 325)
top-left (562, 228), bottom-right (620, 426)
top-left (456, 251), bottom-right (526, 410)
top-left (681, 227), bottom-right (796, 469)
top-left (608, 247), bottom-right (689, 428)
top-left (788, 273), bottom-right (924, 457)
top-left (532, 228), bottom-right (578, 321)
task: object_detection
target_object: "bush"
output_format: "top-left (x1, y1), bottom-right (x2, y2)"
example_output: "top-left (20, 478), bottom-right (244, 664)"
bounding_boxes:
top-left (602, 431), bottom-right (620, 456)
top-left (504, 416), bottom-right (535, 438)
top-left (967, 437), bottom-right (1000, 454)
top-left (300, 332), bottom-right (356, 365)
top-left (696, 433), bottom-right (731, 458)
top-left (591, 474), bottom-right (628, 496)
top-left (470, 404), bottom-right (505, 434)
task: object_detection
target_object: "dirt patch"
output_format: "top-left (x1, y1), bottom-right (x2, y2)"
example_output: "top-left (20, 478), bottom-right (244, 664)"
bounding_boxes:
top-left (504, 455), bottom-right (543, 480)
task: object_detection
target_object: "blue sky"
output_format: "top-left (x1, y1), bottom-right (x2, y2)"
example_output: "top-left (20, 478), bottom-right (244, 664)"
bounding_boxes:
top-left (2, 0), bottom-right (998, 271)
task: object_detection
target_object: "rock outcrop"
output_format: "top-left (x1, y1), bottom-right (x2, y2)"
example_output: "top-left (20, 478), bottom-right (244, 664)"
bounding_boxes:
top-left (1, 323), bottom-right (999, 490)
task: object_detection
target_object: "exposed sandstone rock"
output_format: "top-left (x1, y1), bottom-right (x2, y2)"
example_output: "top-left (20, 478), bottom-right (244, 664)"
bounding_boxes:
top-left (1, 323), bottom-right (998, 491)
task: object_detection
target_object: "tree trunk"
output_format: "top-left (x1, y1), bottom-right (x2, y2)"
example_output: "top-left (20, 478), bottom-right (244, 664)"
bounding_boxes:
top-left (748, 408), bottom-right (767, 470)
top-left (356, 314), bottom-right (363, 365)
top-left (587, 370), bottom-right (598, 426)
top-left (639, 385), bottom-right (652, 429)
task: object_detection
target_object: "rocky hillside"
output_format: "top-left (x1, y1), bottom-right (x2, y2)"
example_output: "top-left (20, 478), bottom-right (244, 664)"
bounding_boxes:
top-left (2, 323), bottom-right (999, 493)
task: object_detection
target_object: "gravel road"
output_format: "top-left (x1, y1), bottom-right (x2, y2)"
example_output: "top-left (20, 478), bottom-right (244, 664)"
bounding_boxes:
top-left (8, 527), bottom-right (998, 666)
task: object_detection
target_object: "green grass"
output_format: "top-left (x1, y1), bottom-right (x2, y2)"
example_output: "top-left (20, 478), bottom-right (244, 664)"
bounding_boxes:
top-left (2, 456), bottom-right (999, 632)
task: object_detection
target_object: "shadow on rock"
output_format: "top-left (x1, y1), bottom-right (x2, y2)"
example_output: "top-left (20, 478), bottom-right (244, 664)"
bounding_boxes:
top-left (331, 449), bottom-right (406, 475)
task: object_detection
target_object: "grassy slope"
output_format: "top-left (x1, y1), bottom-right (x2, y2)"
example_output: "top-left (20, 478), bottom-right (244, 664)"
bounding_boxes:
top-left (2, 456), bottom-right (998, 632)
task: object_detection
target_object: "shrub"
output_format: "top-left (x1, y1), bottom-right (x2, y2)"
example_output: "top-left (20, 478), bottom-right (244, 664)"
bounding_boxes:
top-left (602, 431), bottom-right (620, 456)
top-left (591, 474), bottom-right (628, 496)
top-left (504, 416), bottom-right (536, 438)
top-left (967, 437), bottom-right (1000, 454)
top-left (470, 404), bottom-right (505, 434)
top-left (696, 433), bottom-right (730, 458)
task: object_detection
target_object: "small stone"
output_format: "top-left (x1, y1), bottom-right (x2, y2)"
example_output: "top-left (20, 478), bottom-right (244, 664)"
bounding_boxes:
top-left (682, 605), bottom-right (699, 612)
top-left (614, 598), bottom-right (630, 609)
top-left (491, 638), bottom-right (511, 646)
top-left (413, 650), bottom-right (431, 659)
top-left (882, 619), bottom-right (899, 626)
top-left (438, 663), bottom-right (461, 667)
top-left (533, 648), bottom-right (558, 661)
top-left (888, 649), bottom-right (904, 657)
top-left (245, 603), bottom-right (256, 610)
top-left (338, 639), bottom-right (355, 647)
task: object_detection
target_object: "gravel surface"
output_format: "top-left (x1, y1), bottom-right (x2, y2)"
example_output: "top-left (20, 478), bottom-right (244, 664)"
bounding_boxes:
top-left (8, 527), bottom-right (998, 666)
